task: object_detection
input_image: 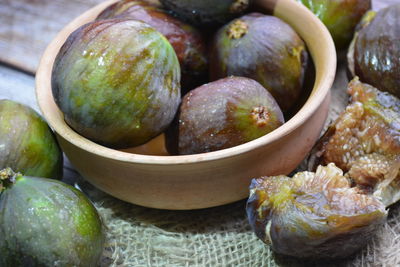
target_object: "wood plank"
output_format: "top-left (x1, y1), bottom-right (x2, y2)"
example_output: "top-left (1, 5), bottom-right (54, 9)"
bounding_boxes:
top-left (0, 0), bottom-right (397, 74)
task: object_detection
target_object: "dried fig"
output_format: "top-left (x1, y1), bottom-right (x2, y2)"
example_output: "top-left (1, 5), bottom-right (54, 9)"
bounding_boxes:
top-left (165, 76), bottom-right (284, 155)
top-left (209, 13), bottom-right (308, 112)
top-left (246, 163), bottom-right (387, 259)
top-left (309, 78), bottom-right (400, 207)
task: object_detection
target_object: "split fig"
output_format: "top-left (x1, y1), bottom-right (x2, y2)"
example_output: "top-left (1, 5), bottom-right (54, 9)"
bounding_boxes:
top-left (247, 163), bottom-right (387, 259)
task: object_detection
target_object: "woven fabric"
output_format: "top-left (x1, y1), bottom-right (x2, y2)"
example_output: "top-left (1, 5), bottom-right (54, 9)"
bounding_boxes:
top-left (68, 59), bottom-right (400, 267)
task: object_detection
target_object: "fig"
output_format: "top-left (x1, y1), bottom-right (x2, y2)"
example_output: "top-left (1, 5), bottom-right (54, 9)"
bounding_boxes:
top-left (165, 76), bottom-right (284, 155)
top-left (209, 13), bottom-right (308, 112)
top-left (96, 0), bottom-right (208, 93)
top-left (0, 99), bottom-right (63, 179)
top-left (347, 4), bottom-right (400, 97)
top-left (0, 168), bottom-right (105, 266)
top-left (52, 19), bottom-right (181, 148)
top-left (159, 0), bottom-right (251, 26)
top-left (246, 163), bottom-right (387, 259)
top-left (309, 78), bottom-right (400, 207)
top-left (296, 0), bottom-right (371, 49)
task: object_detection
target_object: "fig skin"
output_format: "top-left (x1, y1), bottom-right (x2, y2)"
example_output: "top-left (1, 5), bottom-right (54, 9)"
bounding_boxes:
top-left (165, 76), bottom-right (284, 155)
top-left (246, 163), bottom-right (387, 260)
top-left (296, 0), bottom-right (371, 49)
top-left (96, 0), bottom-right (208, 93)
top-left (0, 99), bottom-right (63, 179)
top-left (159, 0), bottom-right (251, 26)
top-left (209, 13), bottom-right (308, 112)
top-left (52, 19), bottom-right (181, 148)
top-left (309, 78), bottom-right (400, 207)
top-left (350, 4), bottom-right (400, 98)
top-left (0, 168), bottom-right (105, 267)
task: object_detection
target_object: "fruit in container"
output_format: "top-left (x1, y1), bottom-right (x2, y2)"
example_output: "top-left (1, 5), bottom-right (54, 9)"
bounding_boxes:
top-left (308, 78), bottom-right (400, 207)
top-left (0, 99), bottom-right (63, 179)
top-left (51, 19), bottom-right (181, 148)
top-left (209, 13), bottom-right (308, 112)
top-left (347, 4), bottom-right (400, 98)
top-left (246, 163), bottom-right (387, 259)
top-left (159, 0), bottom-right (252, 26)
top-left (296, 0), bottom-right (371, 49)
top-left (165, 76), bottom-right (284, 155)
top-left (96, 0), bottom-right (208, 93)
top-left (0, 168), bottom-right (105, 266)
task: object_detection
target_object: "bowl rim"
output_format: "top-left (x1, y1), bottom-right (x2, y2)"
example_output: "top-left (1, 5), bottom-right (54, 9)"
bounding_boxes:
top-left (35, 0), bottom-right (336, 165)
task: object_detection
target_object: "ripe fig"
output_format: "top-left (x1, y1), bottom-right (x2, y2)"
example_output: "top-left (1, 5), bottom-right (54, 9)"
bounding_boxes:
top-left (309, 78), bottom-right (400, 207)
top-left (296, 0), bottom-right (371, 49)
top-left (246, 163), bottom-right (387, 259)
top-left (209, 13), bottom-right (308, 112)
top-left (165, 76), bottom-right (284, 155)
top-left (347, 4), bottom-right (400, 97)
top-left (96, 0), bottom-right (208, 93)
top-left (0, 168), bottom-right (105, 266)
top-left (52, 19), bottom-right (181, 148)
top-left (0, 99), bottom-right (63, 179)
top-left (159, 0), bottom-right (251, 26)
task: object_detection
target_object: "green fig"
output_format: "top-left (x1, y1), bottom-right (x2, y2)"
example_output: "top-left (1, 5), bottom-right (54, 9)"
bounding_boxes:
top-left (165, 76), bottom-right (284, 155)
top-left (247, 163), bottom-right (387, 259)
top-left (347, 4), bottom-right (400, 98)
top-left (0, 168), bottom-right (105, 266)
top-left (159, 0), bottom-right (252, 26)
top-left (52, 19), bottom-right (181, 148)
top-left (96, 0), bottom-right (208, 93)
top-left (209, 13), bottom-right (308, 112)
top-left (0, 99), bottom-right (63, 179)
top-left (296, 0), bottom-right (371, 49)
top-left (308, 78), bottom-right (400, 207)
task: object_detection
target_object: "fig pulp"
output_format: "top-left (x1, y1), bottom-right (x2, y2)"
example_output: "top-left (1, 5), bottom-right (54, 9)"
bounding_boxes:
top-left (97, 0), bottom-right (208, 93)
top-left (159, 0), bottom-right (251, 26)
top-left (247, 163), bottom-right (387, 259)
top-left (165, 77), bottom-right (284, 155)
top-left (309, 78), bottom-right (400, 207)
top-left (52, 19), bottom-right (181, 148)
top-left (296, 0), bottom-right (371, 49)
top-left (0, 168), bottom-right (105, 266)
top-left (209, 13), bottom-right (308, 112)
top-left (349, 4), bottom-right (400, 98)
top-left (0, 100), bottom-right (63, 179)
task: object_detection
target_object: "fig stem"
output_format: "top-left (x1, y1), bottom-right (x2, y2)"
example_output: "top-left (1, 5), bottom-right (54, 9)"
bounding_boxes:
top-left (0, 168), bottom-right (19, 192)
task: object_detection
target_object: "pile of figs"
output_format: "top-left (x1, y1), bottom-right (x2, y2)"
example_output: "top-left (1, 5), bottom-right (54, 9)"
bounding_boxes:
top-left (51, 0), bottom-right (310, 153)
top-left (247, 2), bottom-right (400, 261)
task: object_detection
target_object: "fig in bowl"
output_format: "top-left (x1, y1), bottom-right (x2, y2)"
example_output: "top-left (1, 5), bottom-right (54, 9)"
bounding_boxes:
top-left (51, 18), bottom-right (181, 149)
top-left (36, 0), bottom-right (336, 209)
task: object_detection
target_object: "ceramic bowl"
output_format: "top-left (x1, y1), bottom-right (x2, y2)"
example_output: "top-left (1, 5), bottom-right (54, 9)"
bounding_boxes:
top-left (36, 0), bottom-right (336, 210)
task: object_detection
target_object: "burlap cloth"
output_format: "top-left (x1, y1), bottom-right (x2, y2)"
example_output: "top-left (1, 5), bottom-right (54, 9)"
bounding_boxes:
top-left (65, 56), bottom-right (400, 267)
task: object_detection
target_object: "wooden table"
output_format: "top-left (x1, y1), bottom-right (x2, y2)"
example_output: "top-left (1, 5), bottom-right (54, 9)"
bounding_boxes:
top-left (0, 0), bottom-right (398, 265)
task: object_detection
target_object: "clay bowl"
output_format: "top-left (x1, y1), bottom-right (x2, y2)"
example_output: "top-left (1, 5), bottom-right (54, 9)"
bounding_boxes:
top-left (36, 0), bottom-right (336, 210)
